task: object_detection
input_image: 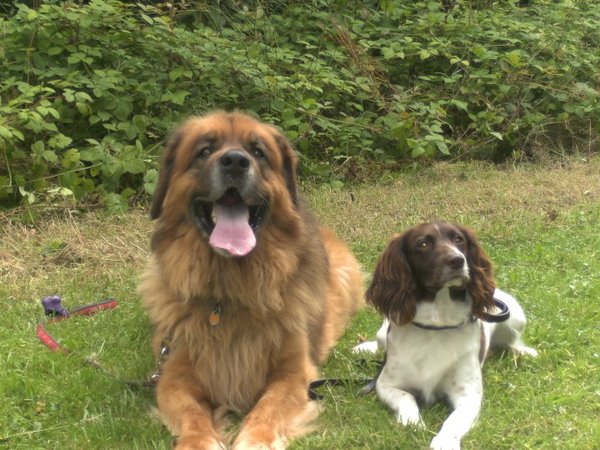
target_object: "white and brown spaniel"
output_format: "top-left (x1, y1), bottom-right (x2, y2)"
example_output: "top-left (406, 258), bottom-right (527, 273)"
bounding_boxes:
top-left (355, 221), bottom-right (537, 450)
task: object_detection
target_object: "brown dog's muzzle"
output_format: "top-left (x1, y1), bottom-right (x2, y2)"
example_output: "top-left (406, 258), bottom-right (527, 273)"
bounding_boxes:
top-left (219, 149), bottom-right (251, 178)
top-left (191, 150), bottom-right (268, 258)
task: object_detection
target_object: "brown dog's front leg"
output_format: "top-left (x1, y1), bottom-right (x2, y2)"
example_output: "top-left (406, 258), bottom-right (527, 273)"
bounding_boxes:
top-left (157, 354), bottom-right (225, 450)
top-left (232, 346), bottom-right (317, 450)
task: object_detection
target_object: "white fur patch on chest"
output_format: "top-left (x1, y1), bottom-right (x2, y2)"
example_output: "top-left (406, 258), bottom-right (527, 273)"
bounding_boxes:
top-left (383, 323), bottom-right (480, 404)
top-left (380, 289), bottom-right (481, 404)
top-left (412, 288), bottom-right (472, 328)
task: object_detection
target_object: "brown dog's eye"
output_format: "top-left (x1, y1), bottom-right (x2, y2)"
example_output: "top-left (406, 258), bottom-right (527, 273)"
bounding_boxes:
top-left (196, 145), bottom-right (212, 159)
top-left (250, 145), bottom-right (265, 159)
top-left (454, 235), bottom-right (465, 244)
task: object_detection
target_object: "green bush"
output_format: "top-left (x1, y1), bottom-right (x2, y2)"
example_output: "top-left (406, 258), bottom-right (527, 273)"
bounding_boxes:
top-left (1, 0), bottom-right (599, 210)
top-left (1, 1), bottom-right (182, 210)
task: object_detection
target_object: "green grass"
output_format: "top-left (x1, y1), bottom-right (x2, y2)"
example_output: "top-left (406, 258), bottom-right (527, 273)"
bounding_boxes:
top-left (1, 158), bottom-right (599, 449)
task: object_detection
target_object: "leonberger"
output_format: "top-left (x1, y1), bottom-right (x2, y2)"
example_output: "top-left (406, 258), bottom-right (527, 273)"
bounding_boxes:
top-left (139, 112), bottom-right (363, 449)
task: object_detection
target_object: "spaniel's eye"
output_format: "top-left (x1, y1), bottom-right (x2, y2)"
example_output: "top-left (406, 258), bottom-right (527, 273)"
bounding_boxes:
top-left (454, 235), bottom-right (465, 244)
top-left (417, 240), bottom-right (429, 249)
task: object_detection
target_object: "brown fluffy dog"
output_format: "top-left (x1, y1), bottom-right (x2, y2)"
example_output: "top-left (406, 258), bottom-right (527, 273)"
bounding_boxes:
top-left (139, 112), bottom-right (363, 449)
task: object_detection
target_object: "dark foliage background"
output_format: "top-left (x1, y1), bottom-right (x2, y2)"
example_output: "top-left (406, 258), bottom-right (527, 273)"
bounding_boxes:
top-left (1, 0), bottom-right (599, 212)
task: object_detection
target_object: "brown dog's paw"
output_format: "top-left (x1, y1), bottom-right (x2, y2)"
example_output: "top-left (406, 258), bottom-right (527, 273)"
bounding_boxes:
top-left (232, 429), bottom-right (287, 450)
top-left (175, 434), bottom-right (226, 450)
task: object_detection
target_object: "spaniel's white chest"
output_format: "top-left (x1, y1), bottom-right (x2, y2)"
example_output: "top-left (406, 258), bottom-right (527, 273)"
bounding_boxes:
top-left (380, 321), bottom-right (481, 404)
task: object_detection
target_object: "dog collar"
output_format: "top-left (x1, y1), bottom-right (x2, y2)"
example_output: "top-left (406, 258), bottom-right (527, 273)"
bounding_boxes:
top-left (411, 317), bottom-right (474, 331)
top-left (411, 297), bottom-right (510, 330)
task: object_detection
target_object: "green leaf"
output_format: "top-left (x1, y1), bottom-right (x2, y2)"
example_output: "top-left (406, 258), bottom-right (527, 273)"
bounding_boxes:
top-left (419, 49), bottom-right (431, 60)
top-left (141, 13), bottom-right (154, 25)
top-left (143, 169), bottom-right (158, 195)
top-left (0, 176), bottom-right (11, 198)
top-left (113, 101), bottom-right (133, 121)
top-left (382, 47), bottom-right (396, 60)
top-left (168, 90), bottom-right (190, 106)
top-left (62, 148), bottom-right (81, 168)
top-left (42, 150), bottom-right (58, 164)
top-left (450, 99), bottom-right (469, 112)
top-left (104, 192), bottom-right (129, 214)
top-left (48, 187), bottom-right (74, 198)
top-left (504, 51), bottom-right (522, 67)
top-left (133, 115), bottom-right (149, 133)
top-left (67, 54), bottom-right (82, 65)
top-left (26, 8), bottom-right (38, 20)
top-left (64, 90), bottom-right (75, 103)
top-left (31, 140), bottom-right (45, 153)
top-left (48, 134), bottom-right (73, 149)
top-left (76, 102), bottom-right (92, 116)
top-left (80, 147), bottom-right (105, 162)
top-left (118, 121), bottom-right (138, 139)
top-left (18, 186), bottom-right (36, 205)
top-left (12, 129), bottom-right (25, 141)
top-left (97, 111), bottom-right (112, 122)
top-left (47, 107), bottom-right (60, 119)
top-left (74, 92), bottom-right (93, 103)
top-left (411, 146), bottom-right (425, 158)
top-left (435, 140), bottom-right (449, 155)
top-left (41, 122), bottom-right (59, 132)
top-left (169, 67), bottom-right (186, 82)
top-left (0, 126), bottom-right (13, 141)
top-left (123, 158), bottom-right (146, 174)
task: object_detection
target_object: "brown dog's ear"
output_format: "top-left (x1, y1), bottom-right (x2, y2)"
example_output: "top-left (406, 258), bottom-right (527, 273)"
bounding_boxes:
top-left (459, 225), bottom-right (496, 318)
top-left (150, 131), bottom-right (182, 220)
top-left (274, 133), bottom-right (299, 207)
top-left (366, 235), bottom-right (417, 325)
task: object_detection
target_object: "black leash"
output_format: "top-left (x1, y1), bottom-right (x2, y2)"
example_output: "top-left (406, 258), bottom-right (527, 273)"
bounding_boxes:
top-left (36, 297), bottom-right (376, 397)
top-left (356, 352), bottom-right (386, 396)
top-left (37, 297), bottom-right (378, 398)
top-left (308, 364), bottom-right (384, 400)
top-left (481, 298), bottom-right (511, 323)
top-left (36, 296), bottom-right (512, 399)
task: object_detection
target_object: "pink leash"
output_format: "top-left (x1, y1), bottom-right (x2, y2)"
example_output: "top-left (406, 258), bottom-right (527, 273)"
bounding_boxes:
top-left (36, 295), bottom-right (155, 388)
top-left (36, 296), bottom-right (118, 353)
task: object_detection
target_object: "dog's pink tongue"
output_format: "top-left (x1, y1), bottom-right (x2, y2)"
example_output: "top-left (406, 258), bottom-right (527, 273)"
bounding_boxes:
top-left (209, 203), bottom-right (256, 257)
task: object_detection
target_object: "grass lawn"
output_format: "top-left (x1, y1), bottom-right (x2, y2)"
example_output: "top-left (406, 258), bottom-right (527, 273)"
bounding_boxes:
top-left (1, 158), bottom-right (599, 449)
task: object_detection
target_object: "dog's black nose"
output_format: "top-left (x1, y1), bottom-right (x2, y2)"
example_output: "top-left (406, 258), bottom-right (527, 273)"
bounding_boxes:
top-left (220, 150), bottom-right (250, 175)
top-left (448, 255), bottom-right (465, 269)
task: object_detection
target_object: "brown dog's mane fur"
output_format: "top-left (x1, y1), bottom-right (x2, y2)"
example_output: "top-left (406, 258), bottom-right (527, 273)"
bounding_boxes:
top-left (138, 112), bottom-right (363, 447)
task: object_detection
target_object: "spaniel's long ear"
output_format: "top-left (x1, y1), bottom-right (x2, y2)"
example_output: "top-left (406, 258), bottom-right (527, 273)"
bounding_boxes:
top-left (366, 235), bottom-right (417, 325)
top-left (150, 131), bottom-right (182, 220)
top-left (460, 225), bottom-right (496, 318)
top-left (274, 133), bottom-right (299, 208)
